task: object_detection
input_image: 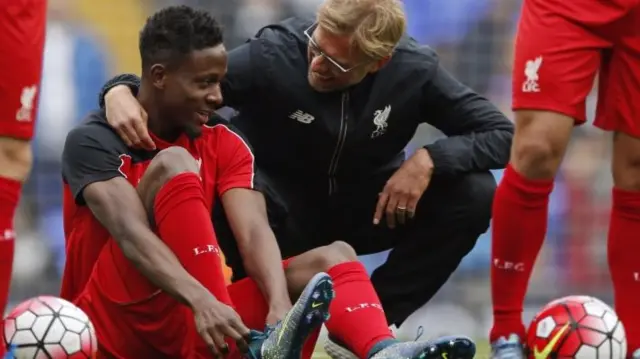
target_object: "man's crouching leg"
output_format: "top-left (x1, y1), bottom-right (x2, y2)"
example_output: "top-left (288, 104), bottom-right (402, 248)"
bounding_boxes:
top-left (372, 171), bottom-right (495, 327)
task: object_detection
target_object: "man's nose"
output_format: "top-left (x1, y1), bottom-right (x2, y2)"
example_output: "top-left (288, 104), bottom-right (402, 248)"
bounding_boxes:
top-left (310, 54), bottom-right (330, 73)
top-left (206, 84), bottom-right (222, 107)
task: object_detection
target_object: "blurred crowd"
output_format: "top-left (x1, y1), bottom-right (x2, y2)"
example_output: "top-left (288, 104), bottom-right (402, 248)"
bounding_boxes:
top-left (10, 0), bottom-right (612, 337)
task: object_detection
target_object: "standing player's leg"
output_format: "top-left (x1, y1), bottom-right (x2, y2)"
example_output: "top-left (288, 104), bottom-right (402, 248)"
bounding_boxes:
top-left (490, 0), bottom-right (605, 356)
top-left (0, 0), bottom-right (46, 356)
top-left (594, 22), bottom-right (640, 355)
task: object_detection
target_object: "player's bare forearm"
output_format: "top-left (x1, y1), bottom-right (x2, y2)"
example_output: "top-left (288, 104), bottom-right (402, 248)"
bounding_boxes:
top-left (83, 177), bottom-right (212, 308)
top-left (222, 188), bottom-right (292, 309)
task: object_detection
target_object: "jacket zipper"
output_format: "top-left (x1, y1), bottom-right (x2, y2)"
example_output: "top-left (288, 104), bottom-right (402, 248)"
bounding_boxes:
top-left (328, 92), bottom-right (349, 195)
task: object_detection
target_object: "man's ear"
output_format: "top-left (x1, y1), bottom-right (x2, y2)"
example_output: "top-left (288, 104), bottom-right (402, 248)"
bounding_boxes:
top-left (368, 55), bottom-right (392, 74)
top-left (149, 64), bottom-right (167, 90)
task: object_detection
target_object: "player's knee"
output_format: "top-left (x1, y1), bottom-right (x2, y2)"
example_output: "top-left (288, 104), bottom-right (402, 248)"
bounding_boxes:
top-left (511, 110), bottom-right (573, 179)
top-left (137, 147), bottom-right (199, 211)
top-left (148, 147), bottom-right (200, 179)
top-left (309, 241), bottom-right (358, 271)
top-left (612, 132), bottom-right (640, 191)
top-left (0, 137), bottom-right (33, 181)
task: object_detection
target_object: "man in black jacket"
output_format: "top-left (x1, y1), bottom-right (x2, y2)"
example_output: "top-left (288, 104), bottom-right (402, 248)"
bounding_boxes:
top-left (99, 0), bottom-right (512, 341)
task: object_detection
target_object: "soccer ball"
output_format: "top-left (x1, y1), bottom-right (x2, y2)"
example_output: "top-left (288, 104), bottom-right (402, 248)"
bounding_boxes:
top-left (3, 296), bottom-right (97, 358)
top-left (526, 295), bottom-right (626, 359)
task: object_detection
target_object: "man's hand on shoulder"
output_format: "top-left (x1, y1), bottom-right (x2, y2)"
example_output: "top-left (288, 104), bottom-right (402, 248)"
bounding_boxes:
top-left (105, 85), bottom-right (155, 150)
top-left (373, 148), bottom-right (434, 228)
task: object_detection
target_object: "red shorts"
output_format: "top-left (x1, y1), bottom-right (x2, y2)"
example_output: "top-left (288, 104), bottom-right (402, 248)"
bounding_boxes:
top-left (76, 259), bottom-right (319, 359)
top-left (512, 0), bottom-right (640, 136)
top-left (0, 0), bottom-right (46, 140)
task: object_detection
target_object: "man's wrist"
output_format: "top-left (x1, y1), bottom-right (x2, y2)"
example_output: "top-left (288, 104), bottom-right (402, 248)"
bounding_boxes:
top-left (177, 278), bottom-right (217, 310)
top-left (105, 84), bottom-right (132, 101)
top-left (414, 148), bottom-right (435, 176)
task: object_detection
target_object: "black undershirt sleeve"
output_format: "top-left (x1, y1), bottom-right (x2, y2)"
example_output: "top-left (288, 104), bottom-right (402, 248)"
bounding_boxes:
top-left (62, 113), bottom-right (129, 205)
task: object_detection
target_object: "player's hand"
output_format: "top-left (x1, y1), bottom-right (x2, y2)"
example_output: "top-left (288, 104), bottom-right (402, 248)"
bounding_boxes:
top-left (104, 85), bottom-right (155, 150)
top-left (192, 295), bottom-right (251, 357)
top-left (373, 148), bottom-right (434, 228)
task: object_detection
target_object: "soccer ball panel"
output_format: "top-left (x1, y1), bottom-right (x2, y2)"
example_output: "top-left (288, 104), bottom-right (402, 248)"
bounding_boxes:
top-left (2, 296), bottom-right (97, 359)
top-left (14, 311), bottom-right (37, 331)
top-left (598, 342), bottom-right (613, 359)
top-left (12, 329), bottom-right (37, 346)
top-left (4, 318), bottom-right (16, 343)
top-left (613, 323), bottom-right (626, 343)
top-left (60, 317), bottom-right (86, 334)
top-left (575, 344), bottom-right (598, 359)
top-left (584, 302), bottom-right (606, 317)
top-left (32, 315), bottom-right (54, 341)
top-left (611, 339), bottom-right (624, 359)
top-left (577, 327), bottom-right (607, 347)
top-left (61, 331), bottom-right (82, 354)
top-left (578, 315), bottom-right (607, 334)
top-left (603, 311), bottom-right (618, 332)
top-left (44, 318), bottom-right (66, 343)
top-left (536, 317), bottom-right (556, 338)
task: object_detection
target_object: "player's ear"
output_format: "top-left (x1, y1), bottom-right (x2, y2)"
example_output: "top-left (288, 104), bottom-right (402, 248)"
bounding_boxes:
top-left (149, 64), bottom-right (167, 89)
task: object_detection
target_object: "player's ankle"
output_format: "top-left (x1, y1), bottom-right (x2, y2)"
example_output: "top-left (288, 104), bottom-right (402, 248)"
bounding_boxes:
top-left (490, 322), bottom-right (526, 343)
top-left (365, 338), bottom-right (400, 358)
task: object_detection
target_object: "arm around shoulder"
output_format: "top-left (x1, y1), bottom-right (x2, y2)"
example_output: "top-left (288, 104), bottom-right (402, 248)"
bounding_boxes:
top-left (98, 73), bottom-right (141, 109)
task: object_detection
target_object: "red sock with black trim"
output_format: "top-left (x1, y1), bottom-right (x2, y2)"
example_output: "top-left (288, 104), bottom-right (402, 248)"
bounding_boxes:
top-left (326, 262), bottom-right (395, 358)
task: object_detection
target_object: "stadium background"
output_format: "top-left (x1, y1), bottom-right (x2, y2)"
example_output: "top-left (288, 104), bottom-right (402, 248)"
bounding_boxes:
top-left (9, 0), bottom-right (609, 356)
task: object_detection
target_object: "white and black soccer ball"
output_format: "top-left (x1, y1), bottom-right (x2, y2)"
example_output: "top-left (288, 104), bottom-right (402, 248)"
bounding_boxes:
top-left (3, 296), bottom-right (97, 358)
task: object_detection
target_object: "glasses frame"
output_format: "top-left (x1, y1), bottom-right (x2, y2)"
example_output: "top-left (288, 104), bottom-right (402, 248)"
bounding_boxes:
top-left (303, 22), bottom-right (363, 73)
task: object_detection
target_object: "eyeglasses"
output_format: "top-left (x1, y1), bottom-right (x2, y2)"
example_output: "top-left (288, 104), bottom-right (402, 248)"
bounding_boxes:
top-left (303, 22), bottom-right (362, 73)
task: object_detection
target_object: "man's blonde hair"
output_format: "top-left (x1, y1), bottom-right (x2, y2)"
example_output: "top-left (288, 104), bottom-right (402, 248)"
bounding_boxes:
top-left (317, 0), bottom-right (406, 60)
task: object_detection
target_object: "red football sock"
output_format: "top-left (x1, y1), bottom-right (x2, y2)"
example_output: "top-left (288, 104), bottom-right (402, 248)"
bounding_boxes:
top-left (326, 262), bottom-right (394, 359)
top-left (0, 177), bottom-right (21, 358)
top-left (154, 172), bottom-right (232, 306)
top-left (490, 164), bottom-right (553, 341)
top-left (608, 187), bottom-right (640, 353)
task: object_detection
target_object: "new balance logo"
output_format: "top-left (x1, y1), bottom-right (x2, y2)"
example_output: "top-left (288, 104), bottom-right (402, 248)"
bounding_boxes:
top-left (289, 110), bottom-right (315, 124)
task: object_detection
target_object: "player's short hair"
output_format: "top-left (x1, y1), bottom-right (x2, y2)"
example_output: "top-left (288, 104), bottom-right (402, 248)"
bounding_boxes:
top-left (139, 5), bottom-right (224, 70)
top-left (317, 0), bottom-right (406, 60)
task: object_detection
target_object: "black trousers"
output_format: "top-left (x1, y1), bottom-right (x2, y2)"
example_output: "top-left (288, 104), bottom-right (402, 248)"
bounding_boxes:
top-left (214, 169), bottom-right (496, 326)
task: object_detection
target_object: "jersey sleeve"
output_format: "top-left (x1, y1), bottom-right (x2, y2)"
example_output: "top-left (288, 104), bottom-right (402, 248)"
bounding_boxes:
top-left (62, 117), bottom-right (128, 205)
top-left (215, 125), bottom-right (257, 196)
